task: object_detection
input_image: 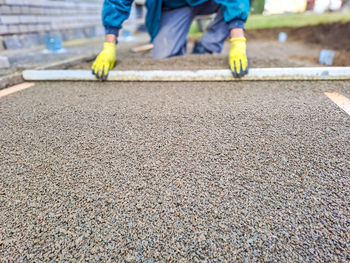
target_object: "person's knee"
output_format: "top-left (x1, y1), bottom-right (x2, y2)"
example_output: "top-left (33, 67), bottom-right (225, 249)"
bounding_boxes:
top-left (153, 34), bottom-right (187, 58)
top-left (153, 36), bottom-right (172, 58)
top-left (152, 6), bottom-right (192, 58)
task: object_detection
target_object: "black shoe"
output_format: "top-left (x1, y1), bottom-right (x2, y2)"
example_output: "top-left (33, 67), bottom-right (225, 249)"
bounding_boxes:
top-left (192, 41), bottom-right (212, 54)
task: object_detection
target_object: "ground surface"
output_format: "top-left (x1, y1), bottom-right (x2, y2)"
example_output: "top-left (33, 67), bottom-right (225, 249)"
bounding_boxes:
top-left (74, 22), bottom-right (350, 70)
top-left (188, 22), bottom-right (350, 67)
top-left (1, 22), bottom-right (350, 262)
top-left (75, 39), bottom-right (321, 71)
top-left (246, 22), bottom-right (350, 66)
top-left (1, 79), bottom-right (349, 262)
top-left (0, 36), bottom-right (149, 80)
top-left (0, 38), bottom-right (103, 78)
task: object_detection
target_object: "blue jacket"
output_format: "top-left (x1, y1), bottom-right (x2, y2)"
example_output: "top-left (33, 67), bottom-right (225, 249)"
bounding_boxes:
top-left (103, 0), bottom-right (250, 41)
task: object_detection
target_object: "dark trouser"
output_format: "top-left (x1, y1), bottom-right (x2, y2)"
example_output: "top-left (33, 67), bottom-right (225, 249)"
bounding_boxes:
top-left (153, 0), bottom-right (230, 58)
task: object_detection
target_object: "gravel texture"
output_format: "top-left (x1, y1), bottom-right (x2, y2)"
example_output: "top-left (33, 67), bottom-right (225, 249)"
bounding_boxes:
top-left (73, 40), bottom-right (317, 71)
top-left (1, 80), bottom-right (349, 262)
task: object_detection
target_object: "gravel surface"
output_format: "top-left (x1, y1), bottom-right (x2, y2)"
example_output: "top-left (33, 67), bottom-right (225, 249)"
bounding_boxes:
top-left (1, 80), bottom-right (349, 262)
top-left (73, 40), bottom-right (317, 71)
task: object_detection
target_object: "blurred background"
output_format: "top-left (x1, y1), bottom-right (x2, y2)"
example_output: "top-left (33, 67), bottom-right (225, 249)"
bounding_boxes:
top-left (0, 0), bottom-right (105, 50)
top-left (0, 0), bottom-right (349, 50)
top-left (0, 0), bottom-right (349, 83)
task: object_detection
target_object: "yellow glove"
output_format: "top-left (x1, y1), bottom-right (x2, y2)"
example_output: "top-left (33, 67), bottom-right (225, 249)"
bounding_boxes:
top-left (92, 42), bottom-right (116, 80)
top-left (229, 37), bottom-right (248, 78)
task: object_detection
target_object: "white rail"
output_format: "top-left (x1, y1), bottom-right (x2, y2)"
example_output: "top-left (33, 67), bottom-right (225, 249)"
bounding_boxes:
top-left (23, 67), bottom-right (350, 81)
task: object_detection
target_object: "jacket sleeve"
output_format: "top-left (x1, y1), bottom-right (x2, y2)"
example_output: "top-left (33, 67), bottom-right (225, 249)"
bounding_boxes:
top-left (215, 0), bottom-right (250, 29)
top-left (102, 0), bottom-right (134, 36)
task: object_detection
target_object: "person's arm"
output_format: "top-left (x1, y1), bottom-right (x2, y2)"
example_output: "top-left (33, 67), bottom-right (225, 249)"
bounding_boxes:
top-left (92, 0), bottom-right (134, 80)
top-left (220, 0), bottom-right (250, 29)
top-left (102, 0), bottom-right (134, 38)
top-left (105, 34), bottom-right (117, 44)
top-left (219, 0), bottom-right (250, 77)
top-left (230, 28), bottom-right (244, 38)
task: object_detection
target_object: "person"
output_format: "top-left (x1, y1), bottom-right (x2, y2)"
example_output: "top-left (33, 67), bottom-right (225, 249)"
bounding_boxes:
top-left (92, 0), bottom-right (250, 80)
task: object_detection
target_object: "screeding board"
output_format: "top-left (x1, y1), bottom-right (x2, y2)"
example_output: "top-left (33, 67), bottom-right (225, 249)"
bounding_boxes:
top-left (23, 67), bottom-right (350, 81)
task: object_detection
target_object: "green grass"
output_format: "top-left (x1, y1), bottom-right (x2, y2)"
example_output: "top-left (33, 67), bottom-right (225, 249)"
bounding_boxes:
top-left (246, 11), bottom-right (350, 29)
top-left (189, 23), bottom-right (201, 35)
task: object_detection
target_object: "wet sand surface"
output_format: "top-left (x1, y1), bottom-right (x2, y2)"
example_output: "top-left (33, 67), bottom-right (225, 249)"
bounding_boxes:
top-left (1, 79), bottom-right (349, 262)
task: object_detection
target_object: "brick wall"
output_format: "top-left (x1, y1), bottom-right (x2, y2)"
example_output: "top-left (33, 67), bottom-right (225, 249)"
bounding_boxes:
top-left (0, 0), bottom-right (105, 49)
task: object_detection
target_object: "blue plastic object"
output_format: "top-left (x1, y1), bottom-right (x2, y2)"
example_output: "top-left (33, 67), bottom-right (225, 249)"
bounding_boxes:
top-left (319, 49), bottom-right (335, 66)
top-left (44, 36), bottom-right (62, 52)
top-left (278, 32), bottom-right (288, 43)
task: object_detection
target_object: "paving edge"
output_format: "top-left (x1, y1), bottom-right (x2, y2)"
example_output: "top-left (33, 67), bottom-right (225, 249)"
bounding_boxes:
top-left (0, 72), bottom-right (24, 91)
top-left (0, 53), bottom-right (97, 90)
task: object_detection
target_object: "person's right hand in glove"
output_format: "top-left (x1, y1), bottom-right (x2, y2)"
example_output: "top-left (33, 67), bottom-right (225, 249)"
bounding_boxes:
top-left (228, 28), bottom-right (248, 78)
top-left (92, 42), bottom-right (116, 81)
top-left (229, 37), bottom-right (248, 78)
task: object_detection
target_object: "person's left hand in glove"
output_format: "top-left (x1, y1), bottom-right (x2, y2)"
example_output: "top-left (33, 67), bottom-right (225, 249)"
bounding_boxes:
top-left (229, 29), bottom-right (248, 78)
